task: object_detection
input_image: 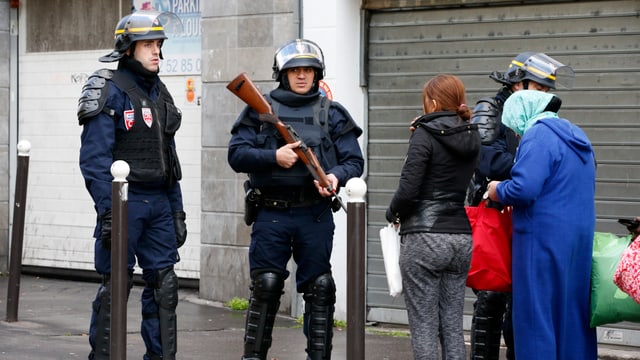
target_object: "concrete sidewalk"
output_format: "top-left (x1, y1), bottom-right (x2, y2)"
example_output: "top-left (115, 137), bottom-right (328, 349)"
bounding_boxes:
top-left (0, 274), bottom-right (638, 359)
top-left (0, 274), bottom-right (413, 360)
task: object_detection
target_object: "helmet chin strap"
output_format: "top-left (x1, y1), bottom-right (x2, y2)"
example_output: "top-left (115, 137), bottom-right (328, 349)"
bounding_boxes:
top-left (280, 75), bottom-right (291, 90)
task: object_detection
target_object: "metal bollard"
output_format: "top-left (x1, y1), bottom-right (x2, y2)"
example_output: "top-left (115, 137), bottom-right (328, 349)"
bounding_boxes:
top-left (110, 160), bottom-right (129, 359)
top-left (5, 140), bottom-right (31, 323)
top-left (345, 178), bottom-right (367, 360)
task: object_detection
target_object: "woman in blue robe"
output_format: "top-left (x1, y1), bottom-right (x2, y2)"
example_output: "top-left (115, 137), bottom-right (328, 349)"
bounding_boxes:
top-left (486, 90), bottom-right (598, 359)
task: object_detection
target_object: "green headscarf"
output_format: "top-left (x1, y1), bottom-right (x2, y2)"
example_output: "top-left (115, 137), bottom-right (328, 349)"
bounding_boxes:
top-left (502, 90), bottom-right (559, 136)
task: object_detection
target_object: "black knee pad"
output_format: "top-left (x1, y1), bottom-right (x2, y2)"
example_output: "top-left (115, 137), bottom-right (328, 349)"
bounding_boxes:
top-left (471, 291), bottom-right (507, 359)
top-left (154, 266), bottom-right (179, 311)
top-left (153, 266), bottom-right (179, 359)
top-left (303, 272), bottom-right (336, 306)
top-left (92, 280), bottom-right (112, 360)
top-left (102, 271), bottom-right (134, 299)
top-left (303, 273), bottom-right (336, 360)
top-left (475, 290), bottom-right (507, 317)
top-left (251, 270), bottom-right (285, 302)
top-left (243, 271), bottom-right (285, 359)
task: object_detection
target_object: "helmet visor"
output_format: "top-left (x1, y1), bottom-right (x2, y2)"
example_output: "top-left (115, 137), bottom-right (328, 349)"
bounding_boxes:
top-left (274, 39), bottom-right (324, 71)
top-left (116, 11), bottom-right (183, 39)
top-left (512, 53), bottom-right (575, 89)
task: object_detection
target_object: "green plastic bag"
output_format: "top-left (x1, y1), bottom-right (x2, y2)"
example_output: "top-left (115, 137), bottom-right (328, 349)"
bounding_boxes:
top-left (590, 232), bottom-right (640, 327)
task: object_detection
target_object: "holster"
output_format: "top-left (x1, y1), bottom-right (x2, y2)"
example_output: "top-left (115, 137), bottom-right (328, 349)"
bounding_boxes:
top-left (244, 180), bottom-right (261, 226)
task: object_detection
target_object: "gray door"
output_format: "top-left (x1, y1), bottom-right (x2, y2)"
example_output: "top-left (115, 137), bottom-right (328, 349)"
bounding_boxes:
top-left (365, 0), bottom-right (640, 346)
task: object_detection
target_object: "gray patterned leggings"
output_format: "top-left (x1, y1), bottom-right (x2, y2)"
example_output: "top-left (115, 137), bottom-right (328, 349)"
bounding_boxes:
top-left (399, 232), bottom-right (472, 360)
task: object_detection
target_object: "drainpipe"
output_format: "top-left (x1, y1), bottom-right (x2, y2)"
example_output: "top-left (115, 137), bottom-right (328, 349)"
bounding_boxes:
top-left (295, 0), bottom-right (303, 37)
top-left (9, 1), bottom-right (20, 257)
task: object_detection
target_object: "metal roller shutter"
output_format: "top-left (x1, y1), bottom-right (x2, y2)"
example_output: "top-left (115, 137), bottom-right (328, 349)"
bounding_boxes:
top-left (365, 0), bottom-right (640, 346)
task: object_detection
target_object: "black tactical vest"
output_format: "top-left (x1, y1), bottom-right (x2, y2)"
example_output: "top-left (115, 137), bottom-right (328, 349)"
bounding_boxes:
top-left (111, 71), bottom-right (182, 186)
top-left (249, 96), bottom-right (338, 188)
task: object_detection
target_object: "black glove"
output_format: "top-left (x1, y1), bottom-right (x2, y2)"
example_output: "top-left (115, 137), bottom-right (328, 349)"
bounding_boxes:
top-left (385, 207), bottom-right (400, 225)
top-left (174, 211), bottom-right (187, 248)
top-left (100, 210), bottom-right (112, 250)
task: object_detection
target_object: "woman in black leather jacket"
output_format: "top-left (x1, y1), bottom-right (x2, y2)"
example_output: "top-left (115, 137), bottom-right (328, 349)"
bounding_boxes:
top-left (386, 74), bottom-right (480, 359)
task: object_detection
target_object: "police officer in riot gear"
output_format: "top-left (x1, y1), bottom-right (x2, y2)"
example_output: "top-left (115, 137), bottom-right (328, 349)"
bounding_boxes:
top-left (77, 11), bottom-right (186, 360)
top-left (468, 52), bottom-right (573, 360)
top-left (228, 39), bottom-right (364, 360)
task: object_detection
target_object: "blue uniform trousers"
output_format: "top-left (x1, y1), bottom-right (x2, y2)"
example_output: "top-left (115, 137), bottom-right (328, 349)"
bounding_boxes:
top-left (89, 187), bottom-right (177, 360)
top-left (249, 201), bottom-right (335, 292)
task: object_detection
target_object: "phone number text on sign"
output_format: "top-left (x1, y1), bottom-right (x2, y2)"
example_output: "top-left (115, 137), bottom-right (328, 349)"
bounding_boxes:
top-left (160, 55), bottom-right (202, 75)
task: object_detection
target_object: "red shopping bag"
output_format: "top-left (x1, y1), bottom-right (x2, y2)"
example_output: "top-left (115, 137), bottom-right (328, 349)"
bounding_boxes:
top-left (465, 201), bottom-right (513, 292)
top-left (613, 236), bottom-right (640, 305)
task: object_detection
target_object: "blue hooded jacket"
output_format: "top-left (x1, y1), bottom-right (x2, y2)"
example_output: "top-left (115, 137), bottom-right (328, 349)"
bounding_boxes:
top-left (495, 90), bottom-right (598, 359)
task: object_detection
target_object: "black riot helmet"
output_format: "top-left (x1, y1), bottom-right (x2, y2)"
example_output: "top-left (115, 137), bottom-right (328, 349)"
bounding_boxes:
top-left (99, 11), bottom-right (182, 63)
top-left (489, 52), bottom-right (575, 90)
top-left (272, 39), bottom-right (326, 81)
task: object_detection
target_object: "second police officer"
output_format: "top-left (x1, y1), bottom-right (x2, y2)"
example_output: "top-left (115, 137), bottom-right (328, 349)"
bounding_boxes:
top-left (467, 52), bottom-right (574, 360)
top-left (77, 11), bottom-right (186, 360)
top-left (228, 39), bottom-right (365, 360)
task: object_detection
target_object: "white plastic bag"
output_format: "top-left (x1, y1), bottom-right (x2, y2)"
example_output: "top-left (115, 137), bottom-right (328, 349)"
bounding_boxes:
top-left (380, 224), bottom-right (403, 297)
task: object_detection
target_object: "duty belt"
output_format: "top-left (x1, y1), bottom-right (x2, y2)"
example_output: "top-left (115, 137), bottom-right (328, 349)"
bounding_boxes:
top-left (258, 186), bottom-right (325, 209)
top-left (260, 196), bottom-right (326, 209)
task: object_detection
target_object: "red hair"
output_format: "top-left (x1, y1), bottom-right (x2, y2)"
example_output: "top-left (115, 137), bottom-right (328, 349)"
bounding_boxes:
top-left (422, 74), bottom-right (471, 121)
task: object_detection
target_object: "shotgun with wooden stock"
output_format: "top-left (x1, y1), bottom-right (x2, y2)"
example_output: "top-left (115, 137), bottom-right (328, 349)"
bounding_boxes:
top-left (226, 72), bottom-right (347, 213)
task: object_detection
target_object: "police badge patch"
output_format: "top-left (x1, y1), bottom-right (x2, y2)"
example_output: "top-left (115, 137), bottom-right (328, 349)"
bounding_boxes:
top-left (142, 108), bottom-right (153, 128)
top-left (124, 110), bottom-right (135, 130)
